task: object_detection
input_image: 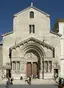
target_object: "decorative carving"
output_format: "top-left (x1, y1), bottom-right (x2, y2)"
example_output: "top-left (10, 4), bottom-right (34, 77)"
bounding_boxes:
top-left (11, 37), bottom-right (54, 52)
top-left (53, 62), bottom-right (60, 69)
top-left (14, 70), bottom-right (21, 74)
top-left (6, 63), bottom-right (11, 69)
top-left (15, 37), bottom-right (21, 45)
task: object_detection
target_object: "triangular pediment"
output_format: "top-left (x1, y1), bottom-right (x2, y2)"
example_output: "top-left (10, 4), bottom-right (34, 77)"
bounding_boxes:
top-left (10, 37), bottom-right (54, 50)
top-left (14, 5), bottom-right (50, 17)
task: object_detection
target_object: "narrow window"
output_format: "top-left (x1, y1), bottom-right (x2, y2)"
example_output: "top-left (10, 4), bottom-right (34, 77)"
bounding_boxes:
top-left (33, 25), bottom-right (35, 33)
top-left (29, 25), bottom-right (35, 33)
top-left (29, 25), bottom-right (31, 33)
top-left (30, 11), bottom-right (34, 18)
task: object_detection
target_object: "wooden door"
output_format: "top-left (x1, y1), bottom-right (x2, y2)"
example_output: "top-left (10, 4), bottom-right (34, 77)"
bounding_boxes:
top-left (26, 62), bottom-right (32, 77)
top-left (32, 62), bottom-right (37, 78)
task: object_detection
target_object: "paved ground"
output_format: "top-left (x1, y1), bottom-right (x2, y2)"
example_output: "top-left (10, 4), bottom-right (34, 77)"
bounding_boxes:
top-left (0, 78), bottom-right (58, 88)
top-left (0, 85), bottom-right (58, 88)
top-left (0, 79), bottom-right (58, 85)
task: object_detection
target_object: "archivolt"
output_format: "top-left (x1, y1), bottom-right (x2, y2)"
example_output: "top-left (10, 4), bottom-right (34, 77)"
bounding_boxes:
top-left (22, 43), bottom-right (45, 59)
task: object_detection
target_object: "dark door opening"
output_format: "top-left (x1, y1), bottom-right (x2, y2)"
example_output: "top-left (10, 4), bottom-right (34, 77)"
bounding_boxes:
top-left (6, 69), bottom-right (11, 78)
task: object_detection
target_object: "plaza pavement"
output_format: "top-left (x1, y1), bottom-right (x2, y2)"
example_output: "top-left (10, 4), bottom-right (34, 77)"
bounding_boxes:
top-left (0, 78), bottom-right (58, 85)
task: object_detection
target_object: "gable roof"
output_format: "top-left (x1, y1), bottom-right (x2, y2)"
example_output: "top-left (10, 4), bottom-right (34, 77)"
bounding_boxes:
top-left (56, 19), bottom-right (64, 22)
top-left (2, 31), bottom-right (13, 37)
top-left (50, 31), bottom-right (62, 37)
top-left (14, 5), bottom-right (50, 17)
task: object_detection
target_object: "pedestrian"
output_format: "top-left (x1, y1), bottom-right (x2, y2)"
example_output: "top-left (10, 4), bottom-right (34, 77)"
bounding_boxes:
top-left (10, 78), bottom-right (13, 85)
top-left (28, 76), bottom-right (31, 85)
top-left (6, 78), bottom-right (10, 88)
top-left (55, 73), bottom-right (58, 79)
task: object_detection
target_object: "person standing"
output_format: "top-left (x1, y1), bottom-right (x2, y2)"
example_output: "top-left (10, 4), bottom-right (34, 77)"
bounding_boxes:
top-left (29, 76), bottom-right (31, 85)
top-left (10, 78), bottom-right (13, 85)
top-left (6, 78), bottom-right (10, 88)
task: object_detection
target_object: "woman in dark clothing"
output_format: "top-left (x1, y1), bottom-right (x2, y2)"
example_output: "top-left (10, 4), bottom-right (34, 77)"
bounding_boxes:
top-left (6, 78), bottom-right (10, 88)
top-left (29, 76), bottom-right (31, 85)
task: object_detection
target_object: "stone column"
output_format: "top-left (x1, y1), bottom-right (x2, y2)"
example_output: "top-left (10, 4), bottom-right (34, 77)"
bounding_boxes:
top-left (48, 61), bottom-right (50, 72)
top-left (40, 58), bottom-right (43, 79)
top-left (4, 70), bottom-right (6, 77)
top-left (31, 62), bottom-right (33, 78)
top-left (23, 61), bottom-right (27, 78)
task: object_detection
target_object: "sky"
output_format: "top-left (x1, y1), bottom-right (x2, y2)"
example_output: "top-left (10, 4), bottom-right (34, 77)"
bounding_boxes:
top-left (0, 0), bottom-right (64, 40)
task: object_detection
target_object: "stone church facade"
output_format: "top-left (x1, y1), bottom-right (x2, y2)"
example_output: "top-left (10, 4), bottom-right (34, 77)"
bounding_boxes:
top-left (1, 4), bottom-right (64, 79)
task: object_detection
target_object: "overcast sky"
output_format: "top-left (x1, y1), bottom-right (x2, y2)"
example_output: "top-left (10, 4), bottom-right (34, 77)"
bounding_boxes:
top-left (0, 0), bottom-right (64, 39)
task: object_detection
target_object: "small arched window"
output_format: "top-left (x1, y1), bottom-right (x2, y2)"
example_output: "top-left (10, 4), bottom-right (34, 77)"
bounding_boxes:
top-left (30, 11), bottom-right (34, 18)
